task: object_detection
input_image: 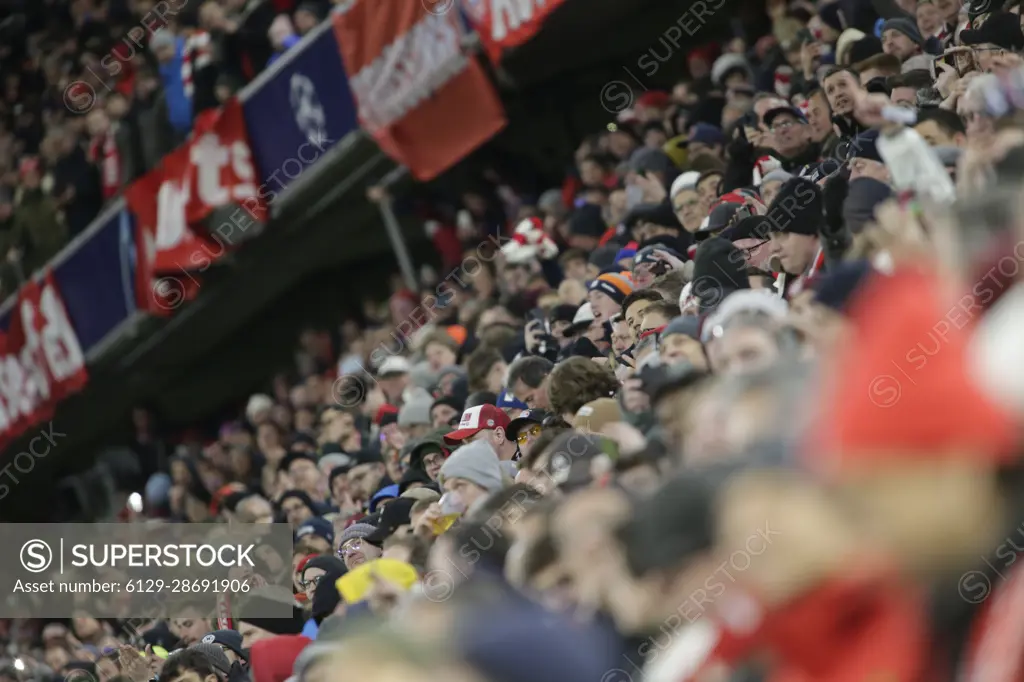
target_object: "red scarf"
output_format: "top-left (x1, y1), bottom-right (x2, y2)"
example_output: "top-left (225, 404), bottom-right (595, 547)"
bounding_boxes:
top-left (787, 246), bottom-right (826, 299)
top-left (111, 42), bottom-right (137, 97)
top-left (182, 30), bottom-right (212, 100)
top-left (89, 132), bottom-right (120, 200)
top-left (961, 561), bottom-right (1024, 682)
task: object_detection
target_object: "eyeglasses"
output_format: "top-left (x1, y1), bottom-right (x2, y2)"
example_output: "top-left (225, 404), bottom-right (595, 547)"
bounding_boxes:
top-left (338, 539), bottom-right (363, 557)
top-left (672, 197), bottom-right (701, 213)
top-left (299, 575), bottom-right (324, 590)
top-left (423, 453), bottom-right (445, 468)
top-left (770, 120), bottom-right (797, 132)
top-left (742, 238), bottom-right (771, 254)
top-left (515, 424), bottom-right (542, 445)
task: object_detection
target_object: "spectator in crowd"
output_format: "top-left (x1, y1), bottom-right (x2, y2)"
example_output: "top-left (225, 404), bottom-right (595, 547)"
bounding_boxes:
top-left (0, 0), bottom-right (337, 305)
top-left (13, 158), bottom-right (65, 274)
top-left (267, 14), bottom-right (300, 66)
top-left (150, 30), bottom-right (192, 138)
top-left (9, 3), bottom-right (1024, 682)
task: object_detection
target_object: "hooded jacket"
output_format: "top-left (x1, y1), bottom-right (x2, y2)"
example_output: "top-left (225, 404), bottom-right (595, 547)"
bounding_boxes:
top-left (407, 427), bottom-right (452, 474)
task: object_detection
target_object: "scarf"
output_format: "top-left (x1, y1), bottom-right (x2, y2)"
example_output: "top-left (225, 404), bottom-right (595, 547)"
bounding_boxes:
top-left (89, 131), bottom-right (120, 200)
top-left (182, 30), bottom-right (212, 100)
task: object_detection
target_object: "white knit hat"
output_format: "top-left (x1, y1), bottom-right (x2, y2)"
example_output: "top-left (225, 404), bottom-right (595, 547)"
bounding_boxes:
top-left (245, 394), bottom-right (273, 423)
top-left (669, 171), bottom-right (701, 199)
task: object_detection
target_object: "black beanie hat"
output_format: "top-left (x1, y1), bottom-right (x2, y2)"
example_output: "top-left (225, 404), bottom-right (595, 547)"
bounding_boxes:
top-left (328, 465), bottom-right (350, 493)
top-left (960, 11), bottom-right (1024, 51)
top-left (431, 394), bottom-right (465, 416)
top-left (691, 238), bottom-right (750, 313)
top-left (588, 244), bottom-right (620, 270)
top-left (624, 201), bottom-right (682, 235)
top-left (309, 558), bottom-right (347, 625)
top-left (364, 497), bottom-right (417, 547)
top-left (569, 203), bottom-right (608, 238)
top-left (848, 36), bottom-right (883, 64)
top-left (277, 489), bottom-right (322, 516)
top-left (765, 177), bottom-right (824, 237)
top-left (843, 177), bottom-right (894, 234)
top-left (398, 465), bottom-right (433, 494)
top-left (812, 260), bottom-right (873, 312)
top-left (564, 336), bottom-right (605, 359)
top-left (819, 2), bottom-right (845, 33)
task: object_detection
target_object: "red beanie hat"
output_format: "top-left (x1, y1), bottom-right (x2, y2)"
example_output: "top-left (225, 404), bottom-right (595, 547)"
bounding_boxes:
top-left (250, 635), bottom-right (311, 682)
top-left (805, 267), bottom-right (1019, 477)
top-left (374, 404), bottom-right (399, 426)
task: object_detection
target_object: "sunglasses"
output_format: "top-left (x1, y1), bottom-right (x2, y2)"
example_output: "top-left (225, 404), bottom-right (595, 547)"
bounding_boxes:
top-left (516, 424), bottom-right (542, 445)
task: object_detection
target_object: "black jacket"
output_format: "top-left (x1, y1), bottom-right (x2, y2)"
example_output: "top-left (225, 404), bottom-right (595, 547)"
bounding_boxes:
top-left (51, 146), bottom-right (102, 238)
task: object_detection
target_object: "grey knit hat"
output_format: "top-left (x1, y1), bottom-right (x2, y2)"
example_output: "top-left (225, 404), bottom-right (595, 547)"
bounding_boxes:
top-left (438, 440), bottom-right (504, 493)
top-left (435, 364), bottom-right (467, 385)
top-left (338, 522), bottom-right (377, 547)
top-left (881, 17), bottom-right (924, 47)
top-left (409, 362), bottom-right (437, 391)
top-left (398, 390), bottom-right (434, 428)
top-left (318, 453), bottom-right (354, 472)
top-left (186, 643), bottom-right (232, 675)
top-left (661, 315), bottom-right (701, 341)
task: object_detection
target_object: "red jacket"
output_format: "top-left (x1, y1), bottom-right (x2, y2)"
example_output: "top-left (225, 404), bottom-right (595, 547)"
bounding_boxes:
top-left (685, 564), bottom-right (930, 682)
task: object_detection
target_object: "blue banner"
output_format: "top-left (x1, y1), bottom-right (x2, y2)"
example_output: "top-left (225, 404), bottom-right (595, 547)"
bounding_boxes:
top-left (242, 24), bottom-right (359, 195)
top-left (0, 18), bottom-right (362, 362)
top-left (0, 207), bottom-right (135, 353)
top-left (53, 209), bottom-right (136, 353)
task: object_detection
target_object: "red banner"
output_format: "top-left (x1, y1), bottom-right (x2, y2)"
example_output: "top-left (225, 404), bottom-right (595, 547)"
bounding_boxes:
top-left (126, 98), bottom-right (266, 315)
top-left (461, 0), bottom-right (567, 64)
top-left (0, 273), bottom-right (88, 450)
top-left (333, 0), bottom-right (507, 181)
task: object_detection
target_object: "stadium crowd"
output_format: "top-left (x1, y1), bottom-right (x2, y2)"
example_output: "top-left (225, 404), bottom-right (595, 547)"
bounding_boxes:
top-left (5, 0), bottom-right (1024, 681)
top-left (0, 0), bottom-right (329, 298)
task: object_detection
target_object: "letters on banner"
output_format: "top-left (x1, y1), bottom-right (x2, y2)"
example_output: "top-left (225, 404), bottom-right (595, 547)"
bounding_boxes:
top-left (126, 98), bottom-right (267, 315)
top-left (333, 0), bottom-right (507, 181)
top-left (0, 272), bottom-right (87, 450)
top-left (461, 0), bottom-right (567, 65)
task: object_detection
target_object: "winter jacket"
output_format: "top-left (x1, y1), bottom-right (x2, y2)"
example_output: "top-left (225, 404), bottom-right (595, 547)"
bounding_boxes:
top-left (13, 188), bottom-right (66, 274)
top-left (132, 89), bottom-right (178, 176)
top-left (159, 37), bottom-right (193, 135)
top-left (51, 146), bottom-right (103, 238)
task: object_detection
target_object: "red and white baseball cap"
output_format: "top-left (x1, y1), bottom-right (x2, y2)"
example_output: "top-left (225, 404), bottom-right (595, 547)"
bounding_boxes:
top-left (444, 404), bottom-right (511, 444)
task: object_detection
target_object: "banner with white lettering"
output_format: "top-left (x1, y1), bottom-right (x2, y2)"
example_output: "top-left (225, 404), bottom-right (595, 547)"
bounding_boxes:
top-left (460, 0), bottom-right (568, 65)
top-left (125, 99), bottom-right (267, 316)
top-left (0, 273), bottom-right (87, 451)
top-left (333, 0), bottom-right (507, 181)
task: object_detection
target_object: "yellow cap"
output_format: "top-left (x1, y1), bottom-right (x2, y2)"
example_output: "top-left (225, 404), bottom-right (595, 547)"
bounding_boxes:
top-left (335, 558), bottom-right (418, 604)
